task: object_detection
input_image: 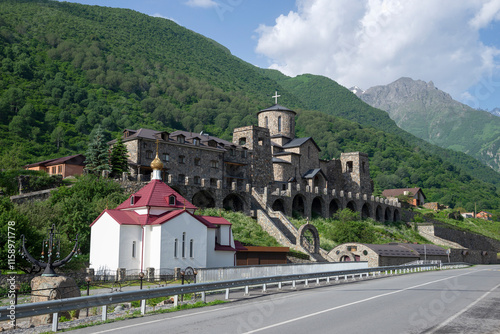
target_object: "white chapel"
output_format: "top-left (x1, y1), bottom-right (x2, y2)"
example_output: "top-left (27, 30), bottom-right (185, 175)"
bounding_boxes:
top-left (89, 150), bottom-right (238, 273)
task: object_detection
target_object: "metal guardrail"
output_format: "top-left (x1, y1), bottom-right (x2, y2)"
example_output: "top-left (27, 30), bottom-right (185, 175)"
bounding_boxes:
top-left (0, 262), bottom-right (470, 331)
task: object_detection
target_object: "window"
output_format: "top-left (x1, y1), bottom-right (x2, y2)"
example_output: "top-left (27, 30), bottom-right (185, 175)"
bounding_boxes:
top-left (143, 142), bottom-right (147, 148)
top-left (162, 153), bottom-right (169, 162)
top-left (169, 195), bottom-right (176, 206)
top-left (174, 239), bottom-right (178, 257)
top-left (132, 241), bottom-right (136, 258)
top-left (194, 158), bottom-right (201, 166)
top-left (57, 165), bottom-right (62, 173)
top-left (179, 155), bottom-right (185, 164)
top-left (210, 178), bottom-right (217, 187)
top-left (194, 176), bottom-right (201, 185)
top-left (347, 246), bottom-right (357, 252)
top-left (258, 138), bottom-right (264, 146)
top-left (241, 149), bottom-right (247, 158)
top-left (265, 116), bottom-right (268, 128)
top-left (362, 162), bottom-right (366, 173)
top-left (51, 167), bottom-right (56, 174)
top-left (189, 239), bottom-right (194, 258)
top-left (230, 148), bottom-right (235, 156)
top-left (347, 161), bottom-right (353, 173)
top-left (146, 150), bottom-right (153, 159)
top-left (193, 138), bottom-right (199, 146)
top-left (178, 174), bottom-right (185, 183)
top-left (211, 160), bottom-right (219, 168)
top-left (182, 233), bottom-right (186, 258)
top-left (278, 116), bottom-right (282, 132)
top-left (130, 195), bottom-right (135, 205)
top-left (239, 138), bottom-right (246, 146)
top-left (177, 136), bottom-right (185, 144)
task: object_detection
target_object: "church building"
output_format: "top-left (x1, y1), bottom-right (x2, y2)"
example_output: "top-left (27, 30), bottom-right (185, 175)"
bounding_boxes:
top-left (89, 151), bottom-right (238, 273)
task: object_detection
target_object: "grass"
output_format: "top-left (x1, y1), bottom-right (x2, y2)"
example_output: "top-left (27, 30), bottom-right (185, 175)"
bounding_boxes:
top-left (413, 208), bottom-right (500, 241)
top-left (47, 300), bottom-right (227, 333)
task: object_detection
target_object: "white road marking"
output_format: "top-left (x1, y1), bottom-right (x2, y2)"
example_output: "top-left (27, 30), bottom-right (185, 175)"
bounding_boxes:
top-left (426, 281), bottom-right (500, 334)
top-left (243, 270), bottom-right (482, 334)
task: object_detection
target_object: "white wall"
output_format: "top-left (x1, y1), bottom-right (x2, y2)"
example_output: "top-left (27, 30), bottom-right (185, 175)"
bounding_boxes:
top-left (159, 212), bottom-right (209, 269)
top-left (89, 213), bottom-right (120, 273)
top-left (118, 225), bottom-right (143, 270)
top-left (145, 225), bottom-right (162, 269)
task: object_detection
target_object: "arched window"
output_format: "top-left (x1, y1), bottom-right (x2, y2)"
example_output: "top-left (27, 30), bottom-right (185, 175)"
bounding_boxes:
top-left (189, 239), bottom-right (194, 257)
top-left (169, 195), bottom-right (176, 206)
top-left (278, 116), bottom-right (282, 132)
top-left (174, 238), bottom-right (178, 257)
top-left (182, 232), bottom-right (186, 258)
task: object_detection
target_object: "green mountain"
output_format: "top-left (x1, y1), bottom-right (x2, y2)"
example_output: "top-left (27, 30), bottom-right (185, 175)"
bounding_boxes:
top-left (357, 77), bottom-right (500, 172)
top-left (0, 0), bottom-right (499, 211)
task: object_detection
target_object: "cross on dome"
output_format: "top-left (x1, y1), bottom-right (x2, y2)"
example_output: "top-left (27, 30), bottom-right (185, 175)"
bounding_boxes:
top-left (272, 91), bottom-right (281, 104)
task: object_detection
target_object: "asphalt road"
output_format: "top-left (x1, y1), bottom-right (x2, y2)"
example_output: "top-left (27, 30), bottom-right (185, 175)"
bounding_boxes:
top-left (71, 265), bottom-right (500, 334)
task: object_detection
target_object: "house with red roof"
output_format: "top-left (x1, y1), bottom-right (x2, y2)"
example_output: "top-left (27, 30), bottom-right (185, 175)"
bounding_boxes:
top-left (89, 152), bottom-right (239, 273)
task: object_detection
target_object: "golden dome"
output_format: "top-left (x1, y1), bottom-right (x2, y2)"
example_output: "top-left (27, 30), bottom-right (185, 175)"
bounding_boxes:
top-left (150, 153), bottom-right (164, 170)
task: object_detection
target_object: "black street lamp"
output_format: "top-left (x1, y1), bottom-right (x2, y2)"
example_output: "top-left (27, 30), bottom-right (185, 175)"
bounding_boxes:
top-left (139, 272), bottom-right (144, 290)
top-left (85, 276), bottom-right (91, 317)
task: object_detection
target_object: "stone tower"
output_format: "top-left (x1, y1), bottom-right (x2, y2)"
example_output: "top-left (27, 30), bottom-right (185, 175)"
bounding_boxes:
top-left (340, 152), bottom-right (372, 195)
top-left (257, 104), bottom-right (296, 139)
top-left (232, 125), bottom-right (273, 188)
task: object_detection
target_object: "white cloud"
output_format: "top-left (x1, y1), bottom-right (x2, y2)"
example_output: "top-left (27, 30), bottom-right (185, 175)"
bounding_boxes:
top-left (151, 13), bottom-right (176, 22)
top-left (185, 0), bottom-right (218, 8)
top-left (255, 0), bottom-right (500, 100)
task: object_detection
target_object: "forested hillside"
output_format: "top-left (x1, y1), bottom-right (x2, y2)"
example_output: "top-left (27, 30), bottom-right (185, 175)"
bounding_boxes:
top-left (0, 0), bottom-right (499, 210)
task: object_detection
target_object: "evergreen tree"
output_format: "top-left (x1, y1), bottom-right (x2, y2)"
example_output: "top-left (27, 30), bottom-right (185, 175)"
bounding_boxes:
top-left (109, 136), bottom-right (129, 177)
top-left (84, 126), bottom-right (110, 176)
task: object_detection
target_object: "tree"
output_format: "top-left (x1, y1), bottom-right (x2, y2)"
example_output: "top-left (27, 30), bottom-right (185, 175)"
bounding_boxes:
top-left (109, 136), bottom-right (129, 177)
top-left (84, 126), bottom-right (110, 176)
top-left (51, 126), bottom-right (65, 149)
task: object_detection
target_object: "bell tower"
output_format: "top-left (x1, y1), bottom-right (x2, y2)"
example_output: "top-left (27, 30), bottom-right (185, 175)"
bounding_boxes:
top-left (257, 92), bottom-right (296, 139)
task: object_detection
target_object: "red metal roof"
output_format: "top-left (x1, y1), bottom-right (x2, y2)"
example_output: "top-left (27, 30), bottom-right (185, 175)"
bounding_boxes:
top-left (116, 180), bottom-right (196, 210)
top-left (215, 244), bottom-right (237, 251)
top-left (90, 209), bottom-right (221, 228)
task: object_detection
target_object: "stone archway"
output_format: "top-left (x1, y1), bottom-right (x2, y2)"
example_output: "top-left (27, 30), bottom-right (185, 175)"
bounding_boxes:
top-left (298, 224), bottom-right (320, 254)
top-left (384, 207), bottom-right (392, 222)
top-left (272, 199), bottom-right (285, 213)
top-left (329, 199), bottom-right (340, 217)
top-left (292, 194), bottom-right (306, 217)
top-left (375, 205), bottom-right (383, 222)
top-left (223, 193), bottom-right (244, 212)
top-left (191, 190), bottom-right (215, 208)
top-left (346, 200), bottom-right (356, 212)
top-left (393, 209), bottom-right (400, 222)
top-left (311, 197), bottom-right (323, 217)
top-left (361, 203), bottom-right (371, 220)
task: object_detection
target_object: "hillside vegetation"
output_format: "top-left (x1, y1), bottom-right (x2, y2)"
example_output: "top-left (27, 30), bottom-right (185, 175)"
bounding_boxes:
top-left (0, 0), bottom-right (499, 211)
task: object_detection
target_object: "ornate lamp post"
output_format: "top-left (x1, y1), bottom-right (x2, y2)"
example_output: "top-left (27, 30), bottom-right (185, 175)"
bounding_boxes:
top-left (139, 272), bottom-right (144, 290)
top-left (20, 224), bottom-right (79, 277)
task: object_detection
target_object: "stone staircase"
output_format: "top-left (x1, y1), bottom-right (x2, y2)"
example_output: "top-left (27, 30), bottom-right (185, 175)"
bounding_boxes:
top-left (251, 188), bottom-right (331, 262)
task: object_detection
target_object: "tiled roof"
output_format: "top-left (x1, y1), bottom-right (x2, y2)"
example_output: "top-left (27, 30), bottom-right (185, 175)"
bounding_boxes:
top-left (381, 188), bottom-right (425, 199)
top-left (302, 168), bottom-right (325, 179)
top-left (282, 137), bottom-right (321, 151)
top-left (272, 157), bottom-right (291, 164)
top-left (25, 154), bottom-right (86, 168)
top-left (257, 104), bottom-right (296, 115)
top-left (116, 179), bottom-right (196, 210)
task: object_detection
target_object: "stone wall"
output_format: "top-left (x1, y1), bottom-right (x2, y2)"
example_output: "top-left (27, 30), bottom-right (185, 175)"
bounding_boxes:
top-left (433, 223), bottom-right (500, 252)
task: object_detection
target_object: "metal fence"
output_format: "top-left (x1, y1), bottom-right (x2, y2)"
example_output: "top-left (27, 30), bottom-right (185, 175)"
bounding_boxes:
top-left (197, 261), bottom-right (368, 282)
top-left (0, 262), bottom-right (471, 332)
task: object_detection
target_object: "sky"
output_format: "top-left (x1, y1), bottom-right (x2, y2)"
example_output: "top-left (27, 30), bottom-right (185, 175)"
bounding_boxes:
top-left (59, 0), bottom-right (500, 110)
